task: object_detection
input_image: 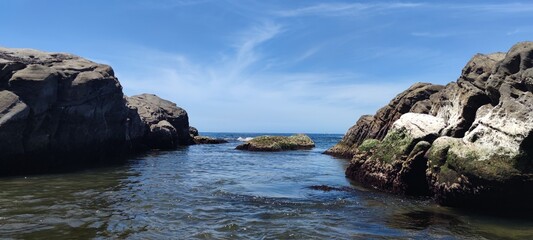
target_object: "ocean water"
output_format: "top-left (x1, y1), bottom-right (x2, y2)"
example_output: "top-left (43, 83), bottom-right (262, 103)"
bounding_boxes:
top-left (0, 133), bottom-right (532, 239)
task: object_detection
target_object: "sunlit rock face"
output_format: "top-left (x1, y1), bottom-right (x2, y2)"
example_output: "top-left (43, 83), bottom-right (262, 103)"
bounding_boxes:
top-left (324, 83), bottom-right (444, 158)
top-left (339, 42), bottom-right (533, 209)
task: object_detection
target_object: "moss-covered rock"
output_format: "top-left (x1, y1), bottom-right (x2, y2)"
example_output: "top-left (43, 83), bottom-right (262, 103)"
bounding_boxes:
top-left (372, 128), bottom-right (414, 163)
top-left (341, 42), bottom-right (533, 210)
top-left (346, 113), bottom-right (446, 195)
top-left (426, 136), bottom-right (533, 208)
top-left (324, 83), bottom-right (444, 158)
top-left (236, 134), bottom-right (315, 151)
top-left (358, 139), bottom-right (380, 152)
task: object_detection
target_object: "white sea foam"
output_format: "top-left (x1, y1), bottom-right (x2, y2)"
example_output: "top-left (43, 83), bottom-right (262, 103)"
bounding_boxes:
top-left (237, 137), bottom-right (254, 142)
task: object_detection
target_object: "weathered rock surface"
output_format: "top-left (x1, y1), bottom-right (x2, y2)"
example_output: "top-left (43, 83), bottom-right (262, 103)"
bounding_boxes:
top-left (236, 134), bottom-right (315, 151)
top-left (187, 126), bottom-right (227, 144)
top-left (340, 42), bottom-right (533, 209)
top-left (0, 47), bottom-right (193, 175)
top-left (346, 114), bottom-right (444, 195)
top-left (189, 126), bottom-right (199, 137)
top-left (126, 94), bottom-right (193, 149)
top-left (324, 83), bottom-right (444, 158)
top-left (426, 42), bottom-right (533, 208)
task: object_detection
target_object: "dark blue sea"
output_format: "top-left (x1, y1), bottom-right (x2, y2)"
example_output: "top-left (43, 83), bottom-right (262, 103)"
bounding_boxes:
top-left (0, 133), bottom-right (532, 239)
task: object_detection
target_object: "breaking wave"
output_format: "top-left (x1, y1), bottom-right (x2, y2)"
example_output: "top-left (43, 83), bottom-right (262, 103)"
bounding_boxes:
top-left (237, 137), bottom-right (254, 142)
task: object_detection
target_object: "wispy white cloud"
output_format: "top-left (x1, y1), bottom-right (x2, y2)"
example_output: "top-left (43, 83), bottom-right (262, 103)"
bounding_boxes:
top-left (275, 2), bottom-right (533, 18)
top-left (112, 21), bottom-right (413, 133)
top-left (410, 29), bottom-right (487, 38)
top-left (294, 46), bottom-right (321, 63)
top-left (119, 57), bottom-right (412, 132)
top-left (275, 2), bottom-right (423, 17)
top-left (506, 27), bottom-right (533, 35)
top-left (134, 0), bottom-right (212, 9)
top-left (227, 22), bottom-right (283, 80)
top-left (467, 3), bottom-right (533, 13)
top-left (411, 32), bottom-right (454, 38)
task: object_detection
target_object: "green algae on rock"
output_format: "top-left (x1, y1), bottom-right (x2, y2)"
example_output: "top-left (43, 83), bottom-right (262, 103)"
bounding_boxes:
top-left (236, 134), bottom-right (315, 151)
top-left (339, 41), bottom-right (533, 210)
top-left (324, 83), bottom-right (444, 159)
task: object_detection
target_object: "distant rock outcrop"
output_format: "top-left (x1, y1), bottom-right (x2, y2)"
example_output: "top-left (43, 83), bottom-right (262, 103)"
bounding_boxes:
top-left (187, 126), bottom-right (229, 144)
top-left (236, 134), bottom-right (315, 151)
top-left (336, 42), bottom-right (533, 209)
top-left (189, 126), bottom-right (199, 137)
top-left (127, 94), bottom-right (193, 149)
top-left (0, 47), bottom-right (193, 175)
top-left (193, 136), bottom-right (228, 144)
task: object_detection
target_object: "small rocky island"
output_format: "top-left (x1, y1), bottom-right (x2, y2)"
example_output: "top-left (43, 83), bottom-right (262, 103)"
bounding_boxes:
top-left (0, 47), bottom-right (208, 175)
top-left (236, 134), bottom-right (315, 151)
top-left (326, 41), bottom-right (533, 210)
top-left (193, 136), bottom-right (228, 144)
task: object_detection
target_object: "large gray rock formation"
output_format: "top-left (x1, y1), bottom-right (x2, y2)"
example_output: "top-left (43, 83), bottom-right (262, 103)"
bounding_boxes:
top-left (127, 94), bottom-right (193, 149)
top-left (340, 42), bottom-right (533, 209)
top-left (324, 83), bottom-right (444, 158)
top-left (0, 47), bottom-right (193, 175)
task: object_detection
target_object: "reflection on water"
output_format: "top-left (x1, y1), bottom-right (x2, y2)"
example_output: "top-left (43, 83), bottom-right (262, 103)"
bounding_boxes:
top-left (0, 167), bottom-right (133, 239)
top-left (386, 210), bottom-right (465, 231)
top-left (0, 133), bottom-right (532, 239)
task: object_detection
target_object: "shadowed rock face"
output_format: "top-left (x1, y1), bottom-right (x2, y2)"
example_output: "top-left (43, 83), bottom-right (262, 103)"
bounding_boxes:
top-left (189, 126), bottom-right (199, 137)
top-left (0, 47), bottom-right (192, 175)
top-left (236, 134), bottom-right (315, 151)
top-left (324, 83), bottom-right (444, 158)
top-left (127, 94), bottom-right (193, 149)
top-left (339, 42), bottom-right (533, 210)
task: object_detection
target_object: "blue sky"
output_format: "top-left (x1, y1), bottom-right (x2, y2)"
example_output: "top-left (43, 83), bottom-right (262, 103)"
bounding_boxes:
top-left (1, 0), bottom-right (532, 133)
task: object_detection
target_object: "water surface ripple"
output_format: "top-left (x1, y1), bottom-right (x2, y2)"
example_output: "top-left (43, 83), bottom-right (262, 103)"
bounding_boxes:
top-left (1, 133), bottom-right (532, 239)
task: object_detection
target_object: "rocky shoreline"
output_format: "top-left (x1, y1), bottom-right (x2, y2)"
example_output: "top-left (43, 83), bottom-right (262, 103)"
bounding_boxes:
top-left (0, 47), bottom-right (207, 175)
top-left (327, 42), bottom-right (533, 209)
top-left (3, 42), bottom-right (533, 211)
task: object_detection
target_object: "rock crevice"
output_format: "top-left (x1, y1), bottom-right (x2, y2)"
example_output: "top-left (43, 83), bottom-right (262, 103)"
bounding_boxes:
top-left (336, 42), bottom-right (533, 209)
top-left (325, 83), bottom-right (444, 158)
top-left (0, 47), bottom-right (194, 175)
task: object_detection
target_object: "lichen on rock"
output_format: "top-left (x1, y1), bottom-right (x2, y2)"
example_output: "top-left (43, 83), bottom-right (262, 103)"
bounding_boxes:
top-left (339, 41), bottom-right (533, 209)
top-left (325, 83), bottom-right (444, 158)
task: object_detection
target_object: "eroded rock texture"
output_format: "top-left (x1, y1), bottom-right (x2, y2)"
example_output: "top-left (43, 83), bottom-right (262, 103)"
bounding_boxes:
top-left (0, 47), bottom-right (192, 175)
top-left (339, 42), bottom-right (533, 209)
top-left (127, 94), bottom-right (193, 149)
top-left (324, 83), bottom-right (444, 158)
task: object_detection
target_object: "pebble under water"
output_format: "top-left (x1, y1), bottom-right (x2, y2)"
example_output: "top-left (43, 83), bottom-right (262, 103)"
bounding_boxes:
top-left (1, 133), bottom-right (533, 239)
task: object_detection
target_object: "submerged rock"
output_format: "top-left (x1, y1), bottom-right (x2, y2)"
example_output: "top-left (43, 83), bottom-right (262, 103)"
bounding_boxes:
top-left (0, 47), bottom-right (193, 175)
top-left (307, 185), bottom-right (352, 192)
top-left (339, 41), bottom-right (533, 209)
top-left (236, 134), bottom-right (315, 151)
